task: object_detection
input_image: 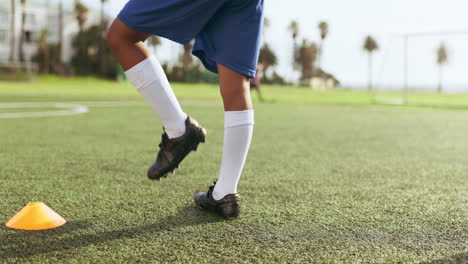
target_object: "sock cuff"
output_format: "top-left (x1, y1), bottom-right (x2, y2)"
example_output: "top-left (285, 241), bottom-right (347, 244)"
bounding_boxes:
top-left (224, 110), bottom-right (254, 128)
top-left (125, 56), bottom-right (161, 91)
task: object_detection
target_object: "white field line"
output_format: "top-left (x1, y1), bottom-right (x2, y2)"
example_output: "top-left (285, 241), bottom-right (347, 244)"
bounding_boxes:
top-left (0, 100), bottom-right (220, 119)
top-left (69, 100), bottom-right (221, 107)
top-left (0, 103), bottom-right (89, 119)
top-left (69, 101), bottom-right (145, 107)
top-left (0, 101), bottom-right (143, 119)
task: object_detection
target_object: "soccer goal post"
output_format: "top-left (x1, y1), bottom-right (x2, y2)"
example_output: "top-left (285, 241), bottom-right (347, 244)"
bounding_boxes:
top-left (373, 30), bottom-right (468, 107)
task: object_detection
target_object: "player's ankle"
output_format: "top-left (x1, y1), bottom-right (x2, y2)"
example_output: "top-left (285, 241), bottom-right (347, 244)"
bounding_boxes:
top-left (165, 114), bottom-right (188, 139)
top-left (212, 190), bottom-right (237, 201)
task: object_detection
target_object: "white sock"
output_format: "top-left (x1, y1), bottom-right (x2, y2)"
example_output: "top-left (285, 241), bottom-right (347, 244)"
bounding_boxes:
top-left (125, 56), bottom-right (187, 139)
top-left (212, 110), bottom-right (254, 200)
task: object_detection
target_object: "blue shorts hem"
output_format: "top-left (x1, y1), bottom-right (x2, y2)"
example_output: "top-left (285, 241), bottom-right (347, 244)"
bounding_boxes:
top-left (221, 62), bottom-right (256, 79)
top-left (192, 50), bottom-right (256, 79)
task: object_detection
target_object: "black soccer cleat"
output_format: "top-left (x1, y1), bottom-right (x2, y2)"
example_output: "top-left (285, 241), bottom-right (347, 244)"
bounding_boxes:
top-left (147, 116), bottom-right (206, 180)
top-left (194, 182), bottom-right (240, 219)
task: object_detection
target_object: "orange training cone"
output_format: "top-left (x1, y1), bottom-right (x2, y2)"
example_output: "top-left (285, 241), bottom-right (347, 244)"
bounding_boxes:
top-left (5, 202), bottom-right (66, 230)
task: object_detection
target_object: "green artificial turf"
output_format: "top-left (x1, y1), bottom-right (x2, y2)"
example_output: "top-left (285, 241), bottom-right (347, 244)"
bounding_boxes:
top-left (4, 75), bottom-right (468, 109)
top-left (0, 78), bottom-right (467, 263)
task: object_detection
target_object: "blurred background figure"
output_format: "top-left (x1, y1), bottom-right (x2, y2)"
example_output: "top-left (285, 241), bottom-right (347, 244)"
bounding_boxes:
top-left (250, 62), bottom-right (264, 102)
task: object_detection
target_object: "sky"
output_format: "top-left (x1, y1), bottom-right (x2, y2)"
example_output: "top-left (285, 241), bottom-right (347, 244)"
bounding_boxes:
top-left (79, 0), bottom-right (468, 91)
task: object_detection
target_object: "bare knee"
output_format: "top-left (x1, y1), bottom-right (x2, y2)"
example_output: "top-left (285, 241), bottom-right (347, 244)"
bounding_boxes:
top-left (222, 93), bottom-right (251, 109)
top-left (218, 64), bottom-right (252, 110)
top-left (106, 18), bottom-right (149, 52)
top-left (220, 82), bottom-right (250, 101)
top-left (220, 80), bottom-right (252, 111)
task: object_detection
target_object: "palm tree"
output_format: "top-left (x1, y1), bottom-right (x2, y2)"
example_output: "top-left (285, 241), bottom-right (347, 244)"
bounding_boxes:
top-left (100, 0), bottom-right (108, 30)
top-left (75, 1), bottom-right (89, 34)
top-left (74, 1), bottom-right (89, 73)
top-left (181, 42), bottom-right (193, 72)
top-left (288, 20), bottom-right (300, 72)
top-left (294, 39), bottom-right (318, 82)
top-left (58, 0), bottom-right (64, 75)
top-left (178, 40), bottom-right (194, 81)
top-left (37, 29), bottom-right (50, 73)
top-left (264, 17), bottom-right (270, 28)
top-left (317, 21), bottom-right (329, 74)
top-left (18, 0), bottom-right (27, 62)
top-left (263, 16), bottom-right (270, 39)
top-left (288, 20), bottom-right (299, 44)
top-left (258, 43), bottom-right (277, 74)
top-left (363, 35), bottom-right (379, 91)
top-left (99, 0), bottom-right (108, 75)
top-left (436, 43), bottom-right (448, 93)
top-left (147, 35), bottom-right (161, 52)
top-left (9, 0), bottom-right (16, 62)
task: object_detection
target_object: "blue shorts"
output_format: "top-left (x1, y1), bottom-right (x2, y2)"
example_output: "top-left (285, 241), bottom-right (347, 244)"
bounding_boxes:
top-left (117, 0), bottom-right (264, 78)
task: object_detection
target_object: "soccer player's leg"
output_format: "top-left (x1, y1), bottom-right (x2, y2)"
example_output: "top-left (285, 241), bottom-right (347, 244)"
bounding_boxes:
top-left (192, 0), bottom-right (264, 218)
top-left (194, 65), bottom-right (253, 219)
top-left (106, 17), bottom-right (205, 180)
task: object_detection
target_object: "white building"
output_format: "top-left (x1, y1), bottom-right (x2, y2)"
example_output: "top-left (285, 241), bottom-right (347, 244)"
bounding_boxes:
top-left (0, 0), bottom-right (100, 65)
